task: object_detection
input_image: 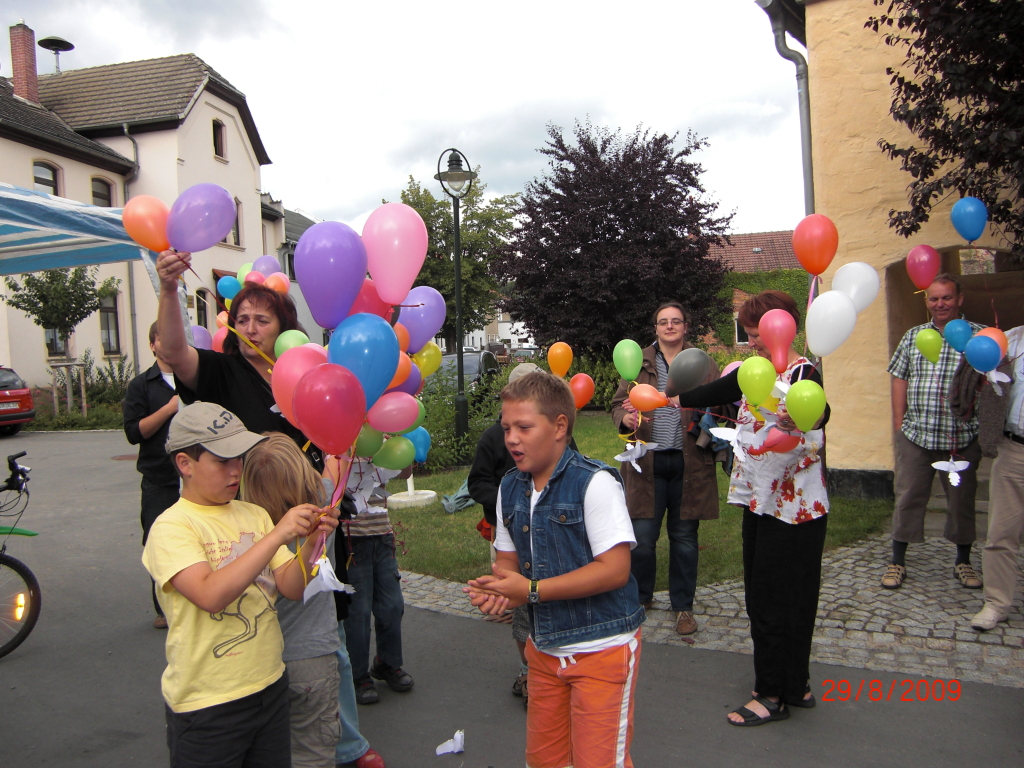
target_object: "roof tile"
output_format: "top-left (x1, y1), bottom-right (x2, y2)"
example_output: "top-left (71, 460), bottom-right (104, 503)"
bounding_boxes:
top-left (715, 230), bottom-right (800, 272)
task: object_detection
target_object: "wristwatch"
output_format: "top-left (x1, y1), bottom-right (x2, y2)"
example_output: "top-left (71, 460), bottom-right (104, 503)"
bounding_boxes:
top-left (528, 579), bottom-right (540, 604)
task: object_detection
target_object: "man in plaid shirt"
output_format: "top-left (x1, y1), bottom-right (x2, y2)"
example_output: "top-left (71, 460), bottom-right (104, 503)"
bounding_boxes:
top-left (884, 274), bottom-right (985, 590)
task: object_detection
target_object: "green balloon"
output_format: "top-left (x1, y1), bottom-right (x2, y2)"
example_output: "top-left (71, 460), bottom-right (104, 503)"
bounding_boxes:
top-left (237, 262), bottom-right (254, 281)
top-left (915, 328), bottom-right (942, 364)
top-left (613, 339), bottom-right (644, 381)
top-left (786, 379), bottom-right (827, 432)
top-left (273, 329), bottom-right (310, 359)
top-left (398, 399), bottom-right (425, 435)
top-left (373, 436), bottom-right (415, 470)
top-left (354, 424), bottom-right (384, 457)
top-left (737, 356), bottom-right (776, 406)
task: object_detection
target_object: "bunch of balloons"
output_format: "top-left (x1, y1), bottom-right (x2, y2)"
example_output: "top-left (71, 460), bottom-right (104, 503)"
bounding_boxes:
top-left (122, 183), bottom-right (239, 256)
top-left (217, 254), bottom-right (291, 305)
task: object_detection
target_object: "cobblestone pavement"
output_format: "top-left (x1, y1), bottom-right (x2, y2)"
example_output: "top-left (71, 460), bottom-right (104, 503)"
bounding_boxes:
top-left (400, 534), bottom-right (1024, 689)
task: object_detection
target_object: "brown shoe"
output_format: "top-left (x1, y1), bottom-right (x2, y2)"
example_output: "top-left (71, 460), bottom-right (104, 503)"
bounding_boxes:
top-left (153, 615), bottom-right (168, 629)
top-left (675, 611), bottom-right (697, 636)
top-left (880, 564), bottom-right (906, 589)
top-left (954, 562), bottom-right (982, 589)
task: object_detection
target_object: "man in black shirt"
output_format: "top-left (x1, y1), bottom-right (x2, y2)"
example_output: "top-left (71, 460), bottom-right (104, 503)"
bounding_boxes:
top-left (123, 322), bottom-right (179, 628)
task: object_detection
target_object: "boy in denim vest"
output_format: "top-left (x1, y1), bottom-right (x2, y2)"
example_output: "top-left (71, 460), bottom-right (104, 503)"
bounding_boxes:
top-left (465, 373), bottom-right (644, 768)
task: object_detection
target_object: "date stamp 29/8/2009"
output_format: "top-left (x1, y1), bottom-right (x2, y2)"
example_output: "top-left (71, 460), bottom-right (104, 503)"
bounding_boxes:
top-left (821, 679), bottom-right (962, 702)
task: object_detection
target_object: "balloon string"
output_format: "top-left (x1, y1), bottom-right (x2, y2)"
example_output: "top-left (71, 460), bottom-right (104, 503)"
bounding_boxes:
top-left (224, 324), bottom-right (276, 371)
top-left (330, 445), bottom-right (358, 508)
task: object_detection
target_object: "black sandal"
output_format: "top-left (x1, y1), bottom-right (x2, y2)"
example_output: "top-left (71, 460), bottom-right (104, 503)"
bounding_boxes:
top-left (785, 685), bottom-right (816, 709)
top-left (728, 695), bottom-right (790, 726)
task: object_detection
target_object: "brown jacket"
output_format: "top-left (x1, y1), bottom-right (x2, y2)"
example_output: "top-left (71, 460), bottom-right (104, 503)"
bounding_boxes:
top-left (610, 343), bottom-right (721, 521)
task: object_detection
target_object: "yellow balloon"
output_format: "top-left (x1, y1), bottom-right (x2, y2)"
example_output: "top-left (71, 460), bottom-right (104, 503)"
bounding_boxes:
top-left (412, 341), bottom-right (442, 377)
top-left (225, 298), bottom-right (232, 310)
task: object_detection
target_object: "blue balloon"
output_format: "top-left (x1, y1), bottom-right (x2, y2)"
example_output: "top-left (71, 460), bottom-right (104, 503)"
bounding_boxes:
top-left (964, 335), bottom-right (1001, 373)
top-left (951, 197), bottom-right (988, 242)
top-left (405, 426), bottom-right (432, 464)
top-left (217, 275), bottom-right (241, 300)
top-left (943, 319), bottom-right (973, 353)
top-left (328, 313), bottom-right (398, 408)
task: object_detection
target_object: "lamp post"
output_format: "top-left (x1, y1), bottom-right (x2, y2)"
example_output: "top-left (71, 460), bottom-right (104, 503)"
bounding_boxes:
top-left (434, 148), bottom-right (477, 450)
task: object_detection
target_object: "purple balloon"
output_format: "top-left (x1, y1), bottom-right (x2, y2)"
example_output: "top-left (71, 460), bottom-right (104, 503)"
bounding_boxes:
top-left (401, 286), bottom-right (447, 354)
top-left (252, 254), bottom-right (282, 276)
top-left (294, 222), bottom-right (368, 329)
top-left (166, 183), bottom-right (236, 252)
top-left (190, 325), bottom-right (213, 351)
top-left (389, 360), bottom-right (422, 396)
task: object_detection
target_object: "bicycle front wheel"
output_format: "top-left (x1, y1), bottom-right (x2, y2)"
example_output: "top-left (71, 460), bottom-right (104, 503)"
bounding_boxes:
top-left (0, 552), bottom-right (41, 659)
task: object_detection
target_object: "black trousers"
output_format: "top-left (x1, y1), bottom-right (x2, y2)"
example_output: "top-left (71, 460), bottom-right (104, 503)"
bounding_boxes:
top-left (165, 672), bottom-right (291, 768)
top-left (741, 507), bottom-right (827, 701)
top-left (141, 479), bottom-right (179, 616)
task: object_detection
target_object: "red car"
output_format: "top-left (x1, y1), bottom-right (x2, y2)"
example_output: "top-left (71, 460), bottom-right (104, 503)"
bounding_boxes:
top-left (0, 367), bottom-right (34, 436)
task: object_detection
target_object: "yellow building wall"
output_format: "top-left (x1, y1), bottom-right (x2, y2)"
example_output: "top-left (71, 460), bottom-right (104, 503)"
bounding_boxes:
top-left (804, 0), bottom-right (1002, 472)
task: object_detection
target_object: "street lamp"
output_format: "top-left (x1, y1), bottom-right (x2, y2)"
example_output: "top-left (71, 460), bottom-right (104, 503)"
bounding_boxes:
top-left (434, 148), bottom-right (477, 451)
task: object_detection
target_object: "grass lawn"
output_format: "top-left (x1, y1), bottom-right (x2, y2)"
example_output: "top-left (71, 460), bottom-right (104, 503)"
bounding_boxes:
top-left (388, 411), bottom-right (893, 590)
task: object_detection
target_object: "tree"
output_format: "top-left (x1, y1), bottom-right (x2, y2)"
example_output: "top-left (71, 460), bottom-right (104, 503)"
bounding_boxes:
top-left (867, 1), bottom-right (1024, 260)
top-left (394, 174), bottom-right (518, 353)
top-left (4, 266), bottom-right (120, 360)
top-left (492, 121), bottom-right (732, 354)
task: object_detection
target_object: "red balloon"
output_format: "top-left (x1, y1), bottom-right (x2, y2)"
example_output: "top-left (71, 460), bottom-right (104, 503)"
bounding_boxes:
top-left (759, 309), bottom-right (797, 374)
top-left (212, 326), bottom-right (229, 353)
top-left (792, 214), bottom-right (839, 276)
top-left (271, 345), bottom-right (329, 427)
top-left (569, 373), bottom-right (595, 410)
top-left (747, 427), bottom-right (801, 456)
top-left (349, 278), bottom-right (393, 319)
top-left (292, 364), bottom-right (367, 455)
top-left (906, 245), bottom-right (941, 290)
top-left (244, 271), bottom-right (266, 285)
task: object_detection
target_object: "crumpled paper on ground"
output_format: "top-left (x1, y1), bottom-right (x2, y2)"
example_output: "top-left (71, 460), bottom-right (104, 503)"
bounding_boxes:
top-left (435, 729), bottom-right (465, 755)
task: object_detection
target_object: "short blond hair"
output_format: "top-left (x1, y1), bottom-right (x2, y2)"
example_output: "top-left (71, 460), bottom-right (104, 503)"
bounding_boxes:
top-left (501, 372), bottom-right (576, 436)
top-left (241, 433), bottom-right (324, 523)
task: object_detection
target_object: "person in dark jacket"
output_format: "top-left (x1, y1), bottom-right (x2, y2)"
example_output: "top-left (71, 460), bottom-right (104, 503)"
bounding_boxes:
top-left (122, 322), bottom-right (179, 628)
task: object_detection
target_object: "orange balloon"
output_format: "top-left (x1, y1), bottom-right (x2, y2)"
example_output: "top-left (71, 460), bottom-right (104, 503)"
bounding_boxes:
top-left (629, 383), bottom-right (669, 411)
top-left (216, 311), bottom-right (229, 328)
top-left (792, 214), bottom-right (839, 276)
top-left (388, 353), bottom-right (412, 389)
top-left (264, 273), bottom-right (291, 293)
top-left (976, 327), bottom-right (1008, 358)
top-left (548, 342), bottom-right (573, 377)
top-left (122, 195), bottom-right (170, 252)
top-left (569, 373), bottom-right (595, 409)
top-left (393, 323), bottom-right (410, 353)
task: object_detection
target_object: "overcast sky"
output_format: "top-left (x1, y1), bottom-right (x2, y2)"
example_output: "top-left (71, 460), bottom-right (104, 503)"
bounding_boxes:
top-left (9, 0), bottom-right (808, 234)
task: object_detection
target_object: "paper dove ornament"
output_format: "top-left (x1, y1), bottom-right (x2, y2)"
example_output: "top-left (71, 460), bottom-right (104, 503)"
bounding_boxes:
top-left (303, 555), bottom-right (355, 604)
top-left (986, 369), bottom-right (1011, 396)
top-left (614, 442), bottom-right (658, 472)
top-left (710, 427), bottom-right (755, 462)
top-left (931, 456), bottom-right (971, 487)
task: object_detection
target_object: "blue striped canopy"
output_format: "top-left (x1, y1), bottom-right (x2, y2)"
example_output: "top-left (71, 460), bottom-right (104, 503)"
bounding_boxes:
top-left (0, 182), bottom-right (151, 275)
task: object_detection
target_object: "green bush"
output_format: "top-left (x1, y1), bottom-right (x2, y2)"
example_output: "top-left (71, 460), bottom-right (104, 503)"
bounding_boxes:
top-left (49, 349), bottom-right (135, 408)
top-left (419, 365), bottom-right (510, 471)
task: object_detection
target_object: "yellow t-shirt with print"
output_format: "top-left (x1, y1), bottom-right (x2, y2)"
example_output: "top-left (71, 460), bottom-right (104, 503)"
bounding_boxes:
top-left (142, 498), bottom-right (294, 713)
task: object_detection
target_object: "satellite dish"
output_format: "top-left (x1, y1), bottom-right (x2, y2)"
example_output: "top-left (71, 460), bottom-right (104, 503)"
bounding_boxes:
top-left (38, 36), bottom-right (75, 74)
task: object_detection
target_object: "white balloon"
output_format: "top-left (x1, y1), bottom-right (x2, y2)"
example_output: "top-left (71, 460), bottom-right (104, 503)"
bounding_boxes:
top-left (806, 290), bottom-right (858, 357)
top-left (831, 262), bottom-right (879, 313)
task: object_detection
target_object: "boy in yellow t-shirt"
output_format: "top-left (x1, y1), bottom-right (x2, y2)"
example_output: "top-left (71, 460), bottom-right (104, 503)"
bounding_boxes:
top-left (143, 402), bottom-right (339, 768)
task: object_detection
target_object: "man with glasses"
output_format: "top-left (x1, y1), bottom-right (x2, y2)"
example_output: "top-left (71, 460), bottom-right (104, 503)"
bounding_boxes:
top-left (611, 302), bottom-right (721, 635)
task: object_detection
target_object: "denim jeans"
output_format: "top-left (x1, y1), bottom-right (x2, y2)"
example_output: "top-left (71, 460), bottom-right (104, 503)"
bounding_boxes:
top-left (335, 623), bottom-right (370, 764)
top-left (343, 533), bottom-right (405, 680)
top-left (629, 449), bottom-right (700, 612)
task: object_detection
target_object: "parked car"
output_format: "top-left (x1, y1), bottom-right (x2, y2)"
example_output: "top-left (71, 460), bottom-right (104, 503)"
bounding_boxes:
top-left (439, 350), bottom-right (500, 388)
top-left (511, 347), bottom-right (539, 360)
top-left (0, 367), bottom-right (34, 436)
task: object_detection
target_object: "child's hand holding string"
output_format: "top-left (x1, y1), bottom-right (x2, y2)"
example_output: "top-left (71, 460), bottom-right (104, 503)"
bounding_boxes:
top-left (275, 503), bottom-right (327, 544)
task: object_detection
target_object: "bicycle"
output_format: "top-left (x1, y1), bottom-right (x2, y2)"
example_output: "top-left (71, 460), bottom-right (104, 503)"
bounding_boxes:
top-left (0, 451), bottom-right (40, 659)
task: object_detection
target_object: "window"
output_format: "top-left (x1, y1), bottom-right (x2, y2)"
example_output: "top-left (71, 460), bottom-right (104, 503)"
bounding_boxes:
top-left (33, 162), bottom-right (58, 195)
top-left (91, 178), bottom-right (113, 207)
top-left (284, 250), bottom-right (296, 280)
top-left (223, 199), bottom-right (242, 246)
top-left (196, 290), bottom-right (210, 329)
top-left (45, 328), bottom-right (66, 357)
top-left (734, 314), bottom-right (749, 346)
top-left (213, 120), bottom-right (226, 159)
top-left (99, 295), bottom-right (121, 355)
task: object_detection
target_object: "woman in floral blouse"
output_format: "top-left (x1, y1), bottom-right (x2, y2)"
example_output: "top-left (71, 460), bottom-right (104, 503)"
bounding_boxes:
top-left (675, 290), bottom-right (829, 727)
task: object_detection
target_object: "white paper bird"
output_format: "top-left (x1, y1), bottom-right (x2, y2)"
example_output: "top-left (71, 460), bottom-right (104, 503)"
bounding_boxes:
top-left (345, 459), bottom-right (401, 515)
top-left (772, 381), bottom-right (791, 399)
top-left (302, 555), bottom-right (355, 604)
top-left (710, 427), bottom-right (755, 462)
top-left (931, 456), bottom-right (971, 487)
top-left (614, 442), bottom-right (658, 472)
top-left (985, 369), bottom-right (1011, 396)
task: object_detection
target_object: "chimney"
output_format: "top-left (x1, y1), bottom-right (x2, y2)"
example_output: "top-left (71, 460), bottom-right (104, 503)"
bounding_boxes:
top-left (10, 21), bottom-right (39, 103)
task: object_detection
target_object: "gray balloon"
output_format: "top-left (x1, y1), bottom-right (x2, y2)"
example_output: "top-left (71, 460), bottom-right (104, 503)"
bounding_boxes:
top-left (664, 348), bottom-right (713, 397)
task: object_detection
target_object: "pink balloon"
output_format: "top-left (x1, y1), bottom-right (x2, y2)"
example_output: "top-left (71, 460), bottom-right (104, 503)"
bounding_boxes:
top-left (363, 203), bottom-right (428, 305)
top-left (272, 345), bottom-right (329, 427)
top-left (721, 360), bottom-right (742, 378)
top-left (747, 427), bottom-right (801, 456)
top-left (349, 277), bottom-right (394, 320)
top-left (758, 309), bottom-right (797, 374)
top-left (367, 391), bottom-right (420, 433)
top-left (244, 271), bottom-right (266, 285)
top-left (292, 364), bottom-right (367, 456)
top-left (906, 245), bottom-right (941, 290)
top-left (212, 326), bottom-right (229, 353)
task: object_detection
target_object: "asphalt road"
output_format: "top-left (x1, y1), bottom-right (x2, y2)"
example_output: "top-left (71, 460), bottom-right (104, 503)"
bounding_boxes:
top-left (1, 431), bottom-right (1021, 767)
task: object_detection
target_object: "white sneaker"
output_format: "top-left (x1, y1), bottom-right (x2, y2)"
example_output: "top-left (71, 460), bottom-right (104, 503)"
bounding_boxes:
top-left (970, 604), bottom-right (1008, 632)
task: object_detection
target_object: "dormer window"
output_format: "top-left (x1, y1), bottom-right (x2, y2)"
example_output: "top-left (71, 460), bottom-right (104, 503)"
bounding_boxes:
top-left (213, 120), bottom-right (226, 159)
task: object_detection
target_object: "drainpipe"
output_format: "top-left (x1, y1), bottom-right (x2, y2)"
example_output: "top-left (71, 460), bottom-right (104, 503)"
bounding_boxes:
top-left (122, 123), bottom-right (141, 373)
top-left (755, 0), bottom-right (814, 216)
